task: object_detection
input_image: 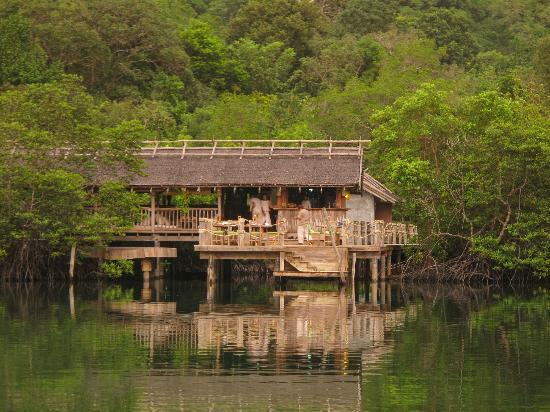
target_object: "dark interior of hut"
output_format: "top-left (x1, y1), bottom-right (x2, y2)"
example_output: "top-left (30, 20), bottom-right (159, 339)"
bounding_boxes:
top-left (286, 187), bottom-right (337, 208)
top-left (222, 187), bottom-right (339, 222)
top-left (222, 187), bottom-right (273, 221)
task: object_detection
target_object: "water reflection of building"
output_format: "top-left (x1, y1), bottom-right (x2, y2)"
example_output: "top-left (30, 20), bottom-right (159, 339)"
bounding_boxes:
top-left (105, 283), bottom-right (416, 358)
top-left (104, 283), bottom-right (417, 410)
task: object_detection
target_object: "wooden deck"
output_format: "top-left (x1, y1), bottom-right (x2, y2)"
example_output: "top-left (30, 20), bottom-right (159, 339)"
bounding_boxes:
top-left (196, 217), bottom-right (418, 281)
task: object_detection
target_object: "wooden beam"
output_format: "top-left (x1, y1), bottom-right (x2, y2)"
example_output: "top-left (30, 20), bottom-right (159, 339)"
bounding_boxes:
top-left (273, 271), bottom-right (341, 278)
top-left (273, 291), bottom-right (340, 297)
top-left (115, 235), bottom-right (199, 242)
top-left (143, 139), bottom-right (370, 145)
top-left (138, 152), bottom-right (362, 158)
top-left (200, 252), bottom-right (279, 260)
top-left (94, 247), bottom-right (178, 260)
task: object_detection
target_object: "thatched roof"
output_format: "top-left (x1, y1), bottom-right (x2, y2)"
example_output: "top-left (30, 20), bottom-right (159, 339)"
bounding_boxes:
top-left (132, 147), bottom-right (359, 186)
top-left (123, 146), bottom-right (396, 203)
top-left (362, 174), bottom-right (397, 204)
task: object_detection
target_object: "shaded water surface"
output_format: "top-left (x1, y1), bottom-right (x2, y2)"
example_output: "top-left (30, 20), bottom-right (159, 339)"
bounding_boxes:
top-left (0, 278), bottom-right (548, 411)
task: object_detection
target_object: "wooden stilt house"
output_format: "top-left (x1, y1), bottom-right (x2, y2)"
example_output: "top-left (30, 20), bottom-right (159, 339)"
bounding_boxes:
top-left (121, 139), bottom-right (397, 242)
top-left (97, 139), bottom-right (417, 282)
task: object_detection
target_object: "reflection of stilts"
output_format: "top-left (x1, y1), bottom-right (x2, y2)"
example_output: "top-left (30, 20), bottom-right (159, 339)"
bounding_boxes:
top-left (379, 282), bottom-right (392, 310)
top-left (369, 282), bottom-right (378, 305)
top-left (141, 259), bottom-right (152, 301)
top-left (69, 283), bottom-right (75, 319)
top-left (206, 256), bottom-right (218, 304)
top-left (154, 277), bottom-right (164, 301)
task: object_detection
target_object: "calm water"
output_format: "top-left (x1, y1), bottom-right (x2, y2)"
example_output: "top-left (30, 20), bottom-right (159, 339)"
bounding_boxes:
top-left (0, 277), bottom-right (548, 411)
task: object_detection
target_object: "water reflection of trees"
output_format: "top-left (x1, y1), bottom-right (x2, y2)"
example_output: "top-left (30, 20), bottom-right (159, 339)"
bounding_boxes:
top-left (0, 283), bottom-right (144, 411)
top-left (360, 286), bottom-right (550, 411)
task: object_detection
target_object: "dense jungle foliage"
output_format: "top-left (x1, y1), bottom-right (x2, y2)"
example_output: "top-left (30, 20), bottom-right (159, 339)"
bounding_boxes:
top-left (0, 0), bottom-right (548, 279)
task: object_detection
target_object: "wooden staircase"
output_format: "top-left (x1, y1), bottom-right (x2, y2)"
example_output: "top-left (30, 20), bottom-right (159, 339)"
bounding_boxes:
top-left (275, 247), bottom-right (348, 278)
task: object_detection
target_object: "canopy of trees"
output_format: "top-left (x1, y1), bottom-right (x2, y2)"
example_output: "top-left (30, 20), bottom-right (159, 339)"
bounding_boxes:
top-left (0, 0), bottom-right (547, 279)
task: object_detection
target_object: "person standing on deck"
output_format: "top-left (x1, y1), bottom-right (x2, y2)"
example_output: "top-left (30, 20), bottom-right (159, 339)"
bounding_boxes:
top-left (261, 194), bottom-right (272, 225)
top-left (249, 196), bottom-right (263, 224)
top-left (301, 196), bottom-right (312, 209)
top-left (296, 204), bottom-right (311, 244)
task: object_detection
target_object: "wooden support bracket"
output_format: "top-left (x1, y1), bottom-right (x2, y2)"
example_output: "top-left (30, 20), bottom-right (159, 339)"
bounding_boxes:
top-left (180, 141), bottom-right (188, 159)
top-left (210, 141), bottom-right (218, 159)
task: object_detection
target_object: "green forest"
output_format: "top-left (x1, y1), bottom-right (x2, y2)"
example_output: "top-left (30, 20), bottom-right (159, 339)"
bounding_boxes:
top-left (0, 0), bottom-right (548, 279)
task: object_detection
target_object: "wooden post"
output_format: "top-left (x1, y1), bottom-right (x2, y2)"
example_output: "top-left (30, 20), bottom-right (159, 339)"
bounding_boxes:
top-left (238, 218), bottom-right (245, 246)
top-left (374, 220), bottom-right (384, 246)
top-left (207, 257), bottom-right (217, 303)
top-left (150, 191), bottom-right (156, 233)
top-left (386, 282), bottom-right (392, 310)
top-left (335, 188), bottom-right (343, 208)
top-left (216, 187), bottom-right (222, 220)
top-left (386, 254), bottom-right (392, 278)
top-left (69, 243), bottom-right (77, 280)
top-left (370, 258), bottom-right (378, 282)
top-left (207, 255), bottom-right (216, 285)
top-left (323, 208), bottom-right (345, 283)
top-left (380, 281), bottom-right (386, 306)
top-left (279, 251), bottom-right (285, 271)
top-left (199, 218), bottom-right (206, 244)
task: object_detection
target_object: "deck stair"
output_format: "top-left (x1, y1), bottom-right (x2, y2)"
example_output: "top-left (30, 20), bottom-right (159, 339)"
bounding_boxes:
top-left (284, 247), bottom-right (348, 273)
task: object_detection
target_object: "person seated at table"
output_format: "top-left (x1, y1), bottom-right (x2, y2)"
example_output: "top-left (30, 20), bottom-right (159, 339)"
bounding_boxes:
top-left (296, 203), bottom-right (311, 245)
top-left (301, 196), bottom-right (312, 209)
top-left (261, 194), bottom-right (272, 225)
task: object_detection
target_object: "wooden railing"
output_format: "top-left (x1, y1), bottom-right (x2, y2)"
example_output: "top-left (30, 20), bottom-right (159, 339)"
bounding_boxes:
top-left (139, 138), bottom-right (367, 159)
top-left (134, 207), bottom-right (218, 233)
top-left (197, 217), bottom-right (418, 247)
top-left (341, 220), bottom-right (418, 246)
top-left (383, 222), bottom-right (418, 245)
top-left (277, 209), bottom-right (347, 233)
